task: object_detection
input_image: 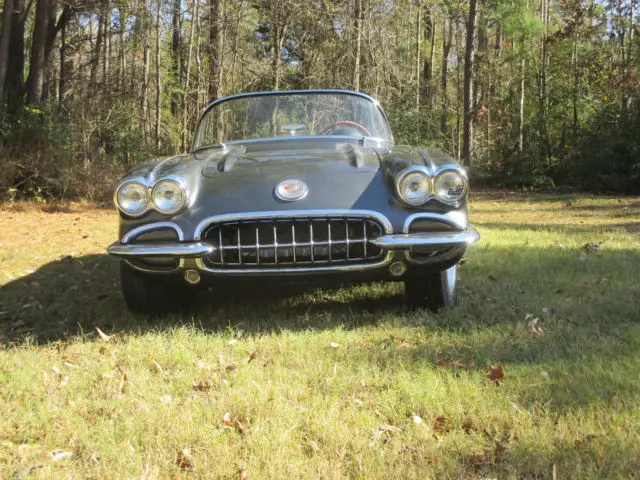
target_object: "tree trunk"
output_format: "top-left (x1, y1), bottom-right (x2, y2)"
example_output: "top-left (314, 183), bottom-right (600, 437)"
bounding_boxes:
top-left (140, 1), bottom-right (150, 135)
top-left (519, 55), bottom-right (525, 153)
top-left (171, 0), bottom-right (181, 116)
top-left (209, 0), bottom-right (223, 100)
top-left (571, 35), bottom-right (579, 146)
top-left (90, 7), bottom-right (104, 86)
top-left (0, 0), bottom-right (14, 112)
top-left (352, 0), bottom-right (362, 91)
top-left (103, 2), bottom-right (111, 87)
top-left (422, 7), bottom-right (435, 107)
top-left (539, 0), bottom-right (550, 159)
top-left (58, 13), bottom-right (73, 113)
top-left (6, 0), bottom-right (27, 114)
top-left (155, 0), bottom-right (161, 149)
top-left (181, 0), bottom-right (197, 150)
top-left (462, 0), bottom-right (478, 166)
top-left (440, 17), bottom-right (452, 151)
top-left (415, 3), bottom-right (421, 113)
top-left (26, 0), bottom-right (53, 104)
top-left (119, 6), bottom-right (126, 91)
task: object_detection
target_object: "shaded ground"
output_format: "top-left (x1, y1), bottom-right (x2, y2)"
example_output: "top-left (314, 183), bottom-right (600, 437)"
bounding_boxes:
top-left (1, 192), bottom-right (639, 478)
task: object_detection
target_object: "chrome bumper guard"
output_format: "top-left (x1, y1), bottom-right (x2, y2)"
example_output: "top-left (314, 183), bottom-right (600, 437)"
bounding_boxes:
top-left (108, 227), bottom-right (479, 261)
top-left (108, 242), bottom-right (214, 258)
top-left (372, 227), bottom-right (480, 250)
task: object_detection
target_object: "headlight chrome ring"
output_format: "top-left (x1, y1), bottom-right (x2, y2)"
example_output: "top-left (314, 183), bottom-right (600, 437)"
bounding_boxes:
top-left (152, 179), bottom-right (187, 215)
top-left (116, 181), bottom-right (150, 216)
top-left (396, 167), bottom-right (433, 206)
top-left (434, 169), bottom-right (468, 205)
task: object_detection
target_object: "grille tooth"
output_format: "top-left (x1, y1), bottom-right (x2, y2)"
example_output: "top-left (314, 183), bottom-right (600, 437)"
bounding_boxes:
top-left (203, 216), bottom-right (386, 270)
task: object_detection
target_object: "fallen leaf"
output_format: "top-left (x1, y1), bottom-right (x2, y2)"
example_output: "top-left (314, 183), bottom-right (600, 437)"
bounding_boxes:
top-left (193, 380), bottom-right (211, 392)
top-left (433, 416), bottom-right (452, 435)
top-left (152, 359), bottom-right (164, 375)
top-left (176, 448), bottom-right (194, 469)
top-left (575, 434), bottom-right (598, 446)
top-left (470, 451), bottom-right (488, 465)
top-left (583, 241), bottom-right (603, 253)
top-left (236, 420), bottom-right (246, 434)
top-left (437, 359), bottom-right (468, 369)
top-left (95, 327), bottom-right (112, 342)
top-left (248, 349), bottom-right (260, 363)
top-left (119, 373), bottom-right (128, 394)
top-left (49, 450), bottom-right (73, 462)
top-left (380, 325), bottom-right (410, 348)
top-left (488, 364), bottom-right (504, 385)
top-left (525, 314), bottom-right (544, 335)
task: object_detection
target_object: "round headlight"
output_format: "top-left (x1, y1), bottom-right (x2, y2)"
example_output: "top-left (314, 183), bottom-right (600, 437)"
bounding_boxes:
top-left (152, 180), bottom-right (186, 214)
top-left (434, 170), bottom-right (467, 204)
top-left (116, 182), bottom-right (149, 215)
top-left (397, 170), bottom-right (432, 206)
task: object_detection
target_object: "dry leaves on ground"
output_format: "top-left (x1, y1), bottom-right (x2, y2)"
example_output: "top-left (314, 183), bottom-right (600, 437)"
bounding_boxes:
top-left (436, 359), bottom-right (468, 369)
top-left (176, 448), bottom-right (194, 469)
top-left (525, 313), bottom-right (544, 335)
top-left (380, 325), bottom-right (410, 348)
top-left (488, 364), bottom-right (505, 385)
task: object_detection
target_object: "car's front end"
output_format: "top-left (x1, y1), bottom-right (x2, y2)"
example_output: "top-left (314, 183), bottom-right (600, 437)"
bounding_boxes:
top-left (107, 90), bottom-right (479, 312)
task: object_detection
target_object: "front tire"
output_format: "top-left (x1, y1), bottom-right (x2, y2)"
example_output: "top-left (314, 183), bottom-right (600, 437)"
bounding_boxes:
top-left (404, 264), bottom-right (458, 311)
top-left (119, 261), bottom-right (197, 314)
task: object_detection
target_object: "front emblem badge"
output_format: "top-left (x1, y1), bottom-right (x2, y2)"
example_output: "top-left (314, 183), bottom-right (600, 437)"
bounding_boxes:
top-left (275, 179), bottom-right (308, 202)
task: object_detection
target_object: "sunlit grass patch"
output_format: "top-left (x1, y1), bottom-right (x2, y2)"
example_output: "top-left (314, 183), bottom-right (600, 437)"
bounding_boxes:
top-left (1, 192), bottom-right (639, 478)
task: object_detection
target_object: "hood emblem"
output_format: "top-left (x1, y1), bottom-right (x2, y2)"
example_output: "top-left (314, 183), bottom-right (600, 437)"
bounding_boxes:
top-left (275, 179), bottom-right (308, 202)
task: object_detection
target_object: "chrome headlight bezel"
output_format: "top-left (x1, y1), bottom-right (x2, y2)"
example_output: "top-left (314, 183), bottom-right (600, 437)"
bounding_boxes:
top-left (395, 167), bottom-right (433, 206)
top-left (151, 179), bottom-right (187, 215)
top-left (115, 181), bottom-right (150, 217)
top-left (434, 169), bottom-right (469, 206)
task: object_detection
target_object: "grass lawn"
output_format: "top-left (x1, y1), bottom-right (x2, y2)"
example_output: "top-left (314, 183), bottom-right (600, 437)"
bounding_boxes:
top-left (1, 192), bottom-right (639, 479)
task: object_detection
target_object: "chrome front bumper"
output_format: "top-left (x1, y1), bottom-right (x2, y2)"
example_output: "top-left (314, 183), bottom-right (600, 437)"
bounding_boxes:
top-left (107, 228), bottom-right (480, 259)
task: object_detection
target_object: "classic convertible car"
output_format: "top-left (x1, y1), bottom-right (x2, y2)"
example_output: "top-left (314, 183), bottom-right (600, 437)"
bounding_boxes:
top-left (107, 90), bottom-right (479, 313)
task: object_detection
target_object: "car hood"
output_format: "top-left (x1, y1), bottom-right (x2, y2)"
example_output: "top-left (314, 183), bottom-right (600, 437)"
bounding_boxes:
top-left (189, 139), bottom-right (388, 215)
top-left (118, 138), bottom-right (465, 238)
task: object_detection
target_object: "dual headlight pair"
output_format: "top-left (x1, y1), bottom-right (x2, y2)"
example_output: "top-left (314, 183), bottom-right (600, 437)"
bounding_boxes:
top-left (116, 179), bottom-right (186, 216)
top-left (396, 167), bottom-right (468, 206)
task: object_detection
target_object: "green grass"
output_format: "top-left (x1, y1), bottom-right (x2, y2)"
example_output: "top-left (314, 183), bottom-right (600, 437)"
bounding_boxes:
top-left (1, 192), bottom-right (640, 478)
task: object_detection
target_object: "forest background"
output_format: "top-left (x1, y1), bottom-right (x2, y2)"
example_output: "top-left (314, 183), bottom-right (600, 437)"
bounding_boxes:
top-left (0, 0), bottom-right (638, 201)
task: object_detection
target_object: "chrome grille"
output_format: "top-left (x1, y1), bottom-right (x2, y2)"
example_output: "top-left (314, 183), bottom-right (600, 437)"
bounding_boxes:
top-left (202, 216), bottom-right (387, 269)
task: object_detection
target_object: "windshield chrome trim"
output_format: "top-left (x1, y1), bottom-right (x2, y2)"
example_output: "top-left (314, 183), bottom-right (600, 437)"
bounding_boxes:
top-left (192, 90), bottom-right (394, 151)
top-left (213, 135), bottom-right (392, 148)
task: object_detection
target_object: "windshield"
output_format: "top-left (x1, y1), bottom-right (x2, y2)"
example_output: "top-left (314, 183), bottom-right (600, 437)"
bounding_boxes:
top-left (193, 91), bottom-right (392, 148)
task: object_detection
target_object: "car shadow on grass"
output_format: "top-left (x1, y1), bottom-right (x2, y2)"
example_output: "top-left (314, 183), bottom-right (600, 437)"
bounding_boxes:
top-left (0, 254), bottom-right (409, 344)
top-left (1, 244), bottom-right (639, 347)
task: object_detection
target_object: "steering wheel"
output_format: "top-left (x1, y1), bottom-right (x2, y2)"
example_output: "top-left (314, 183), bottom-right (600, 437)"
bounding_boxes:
top-left (321, 120), bottom-right (372, 137)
